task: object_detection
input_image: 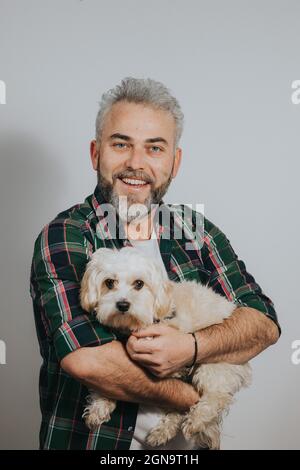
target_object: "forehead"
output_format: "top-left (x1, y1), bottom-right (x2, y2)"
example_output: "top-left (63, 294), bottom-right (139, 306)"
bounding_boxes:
top-left (102, 101), bottom-right (176, 142)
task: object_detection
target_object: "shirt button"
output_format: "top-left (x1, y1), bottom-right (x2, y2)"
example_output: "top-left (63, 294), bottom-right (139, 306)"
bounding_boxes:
top-left (128, 426), bottom-right (133, 432)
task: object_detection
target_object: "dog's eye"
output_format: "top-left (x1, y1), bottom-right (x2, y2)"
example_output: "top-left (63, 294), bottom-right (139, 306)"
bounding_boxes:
top-left (134, 279), bottom-right (144, 290)
top-left (105, 278), bottom-right (115, 289)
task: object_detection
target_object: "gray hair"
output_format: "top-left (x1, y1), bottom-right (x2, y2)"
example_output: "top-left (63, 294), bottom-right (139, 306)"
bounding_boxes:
top-left (95, 77), bottom-right (184, 150)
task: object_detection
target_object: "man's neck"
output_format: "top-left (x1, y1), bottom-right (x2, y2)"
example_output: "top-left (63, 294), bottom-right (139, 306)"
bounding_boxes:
top-left (125, 208), bottom-right (157, 241)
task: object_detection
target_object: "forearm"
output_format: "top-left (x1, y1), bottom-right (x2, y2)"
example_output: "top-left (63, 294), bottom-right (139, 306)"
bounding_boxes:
top-left (195, 306), bottom-right (280, 364)
top-left (61, 340), bottom-right (199, 411)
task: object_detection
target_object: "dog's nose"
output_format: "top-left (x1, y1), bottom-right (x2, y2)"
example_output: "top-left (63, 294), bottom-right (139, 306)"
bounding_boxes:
top-left (116, 300), bottom-right (130, 313)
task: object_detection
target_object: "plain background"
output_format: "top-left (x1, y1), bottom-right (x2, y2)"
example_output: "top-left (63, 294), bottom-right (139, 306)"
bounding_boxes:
top-left (0, 0), bottom-right (299, 450)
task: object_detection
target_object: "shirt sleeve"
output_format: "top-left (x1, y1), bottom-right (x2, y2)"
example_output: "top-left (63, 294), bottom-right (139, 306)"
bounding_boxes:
top-left (30, 218), bottom-right (117, 362)
top-left (203, 218), bottom-right (281, 335)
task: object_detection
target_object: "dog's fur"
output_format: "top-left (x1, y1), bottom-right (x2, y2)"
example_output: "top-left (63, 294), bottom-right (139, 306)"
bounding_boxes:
top-left (80, 247), bottom-right (252, 449)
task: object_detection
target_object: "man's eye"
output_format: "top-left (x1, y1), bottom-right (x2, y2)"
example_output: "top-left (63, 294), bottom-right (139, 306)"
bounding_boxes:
top-left (134, 279), bottom-right (144, 290)
top-left (105, 279), bottom-right (115, 289)
top-left (113, 143), bottom-right (127, 149)
top-left (150, 146), bottom-right (162, 153)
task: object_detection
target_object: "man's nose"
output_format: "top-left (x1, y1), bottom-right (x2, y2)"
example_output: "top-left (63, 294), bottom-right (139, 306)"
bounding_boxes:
top-left (125, 147), bottom-right (146, 170)
top-left (116, 300), bottom-right (130, 313)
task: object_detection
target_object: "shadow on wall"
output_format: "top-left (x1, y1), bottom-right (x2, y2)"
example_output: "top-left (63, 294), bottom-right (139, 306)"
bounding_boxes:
top-left (0, 133), bottom-right (66, 449)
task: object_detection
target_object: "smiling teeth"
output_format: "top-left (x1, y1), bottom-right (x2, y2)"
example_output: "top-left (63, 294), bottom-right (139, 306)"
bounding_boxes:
top-left (122, 178), bottom-right (147, 185)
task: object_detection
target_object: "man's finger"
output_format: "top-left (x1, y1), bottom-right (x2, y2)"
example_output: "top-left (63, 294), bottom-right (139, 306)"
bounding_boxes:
top-left (128, 337), bottom-right (155, 354)
top-left (132, 325), bottom-right (163, 338)
top-left (146, 367), bottom-right (170, 378)
top-left (129, 353), bottom-right (158, 366)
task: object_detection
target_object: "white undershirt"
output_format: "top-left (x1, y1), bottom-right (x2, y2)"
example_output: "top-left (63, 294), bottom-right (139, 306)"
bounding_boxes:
top-left (128, 232), bottom-right (197, 450)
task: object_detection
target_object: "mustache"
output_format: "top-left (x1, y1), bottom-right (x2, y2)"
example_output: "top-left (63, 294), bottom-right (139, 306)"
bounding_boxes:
top-left (114, 171), bottom-right (153, 184)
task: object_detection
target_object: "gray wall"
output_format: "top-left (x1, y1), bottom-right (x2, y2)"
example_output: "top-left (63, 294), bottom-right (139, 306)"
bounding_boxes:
top-left (0, 0), bottom-right (299, 449)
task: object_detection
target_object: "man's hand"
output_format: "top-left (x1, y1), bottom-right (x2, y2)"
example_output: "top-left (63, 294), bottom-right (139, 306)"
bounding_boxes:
top-left (126, 324), bottom-right (195, 378)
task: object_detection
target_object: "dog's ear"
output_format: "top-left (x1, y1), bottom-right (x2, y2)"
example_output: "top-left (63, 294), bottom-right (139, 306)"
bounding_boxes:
top-left (154, 279), bottom-right (174, 320)
top-left (80, 259), bottom-right (105, 313)
top-left (80, 247), bottom-right (114, 313)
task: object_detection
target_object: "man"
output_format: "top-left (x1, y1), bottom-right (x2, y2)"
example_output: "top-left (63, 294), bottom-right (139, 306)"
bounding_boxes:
top-left (30, 77), bottom-right (280, 450)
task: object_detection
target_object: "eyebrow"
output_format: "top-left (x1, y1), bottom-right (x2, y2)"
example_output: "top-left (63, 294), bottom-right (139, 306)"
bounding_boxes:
top-left (109, 133), bottom-right (169, 146)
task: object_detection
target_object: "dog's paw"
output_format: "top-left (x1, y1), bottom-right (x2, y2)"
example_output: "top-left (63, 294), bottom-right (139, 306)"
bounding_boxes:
top-left (146, 412), bottom-right (184, 447)
top-left (83, 399), bottom-right (116, 430)
top-left (182, 417), bottom-right (199, 442)
top-left (84, 411), bottom-right (107, 430)
top-left (182, 406), bottom-right (208, 444)
top-left (146, 427), bottom-right (172, 447)
top-left (182, 415), bottom-right (220, 450)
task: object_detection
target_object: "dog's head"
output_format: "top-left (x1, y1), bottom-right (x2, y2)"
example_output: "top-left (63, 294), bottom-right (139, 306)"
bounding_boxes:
top-left (80, 247), bottom-right (174, 333)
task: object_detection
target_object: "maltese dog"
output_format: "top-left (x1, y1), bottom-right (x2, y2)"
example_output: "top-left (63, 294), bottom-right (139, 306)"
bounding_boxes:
top-left (79, 247), bottom-right (251, 449)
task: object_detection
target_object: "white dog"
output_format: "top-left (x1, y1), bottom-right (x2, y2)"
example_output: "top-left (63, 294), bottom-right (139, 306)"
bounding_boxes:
top-left (80, 247), bottom-right (252, 449)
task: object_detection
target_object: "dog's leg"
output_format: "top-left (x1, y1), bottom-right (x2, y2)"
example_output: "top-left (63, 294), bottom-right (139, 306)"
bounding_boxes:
top-left (146, 411), bottom-right (185, 447)
top-left (82, 391), bottom-right (116, 430)
top-left (181, 362), bottom-right (251, 448)
top-left (182, 391), bottom-right (233, 449)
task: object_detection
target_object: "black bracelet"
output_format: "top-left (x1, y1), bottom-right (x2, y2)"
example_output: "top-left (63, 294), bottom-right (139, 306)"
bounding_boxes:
top-left (187, 332), bottom-right (198, 376)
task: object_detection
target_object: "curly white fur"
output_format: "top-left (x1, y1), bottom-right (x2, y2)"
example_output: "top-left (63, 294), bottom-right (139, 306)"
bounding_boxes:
top-left (79, 247), bottom-right (252, 449)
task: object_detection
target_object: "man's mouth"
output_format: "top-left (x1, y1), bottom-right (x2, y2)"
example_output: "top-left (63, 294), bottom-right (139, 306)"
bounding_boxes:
top-left (118, 177), bottom-right (151, 190)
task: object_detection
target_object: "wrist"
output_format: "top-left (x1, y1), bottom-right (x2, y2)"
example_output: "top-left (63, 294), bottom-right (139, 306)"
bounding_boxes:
top-left (180, 382), bottom-right (200, 410)
top-left (184, 332), bottom-right (201, 378)
top-left (184, 332), bottom-right (197, 368)
top-left (168, 381), bottom-right (200, 412)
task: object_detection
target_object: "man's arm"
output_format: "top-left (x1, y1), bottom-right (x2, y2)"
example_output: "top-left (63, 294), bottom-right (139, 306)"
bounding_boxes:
top-left (194, 306), bottom-right (279, 364)
top-left (126, 307), bottom-right (279, 377)
top-left (60, 340), bottom-right (200, 411)
top-left (197, 218), bottom-right (281, 363)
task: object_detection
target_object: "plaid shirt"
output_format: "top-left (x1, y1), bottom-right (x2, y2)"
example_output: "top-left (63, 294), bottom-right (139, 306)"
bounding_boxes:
top-left (30, 184), bottom-right (280, 450)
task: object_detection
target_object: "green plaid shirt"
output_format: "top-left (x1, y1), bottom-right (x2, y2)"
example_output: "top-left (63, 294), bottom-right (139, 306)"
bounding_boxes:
top-left (29, 184), bottom-right (280, 450)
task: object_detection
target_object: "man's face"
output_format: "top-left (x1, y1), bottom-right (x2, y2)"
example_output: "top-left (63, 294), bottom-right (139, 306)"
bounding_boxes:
top-left (90, 101), bottom-right (182, 222)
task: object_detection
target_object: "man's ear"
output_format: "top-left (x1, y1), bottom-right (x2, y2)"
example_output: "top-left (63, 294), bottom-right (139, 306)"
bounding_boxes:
top-left (171, 147), bottom-right (182, 179)
top-left (90, 139), bottom-right (100, 172)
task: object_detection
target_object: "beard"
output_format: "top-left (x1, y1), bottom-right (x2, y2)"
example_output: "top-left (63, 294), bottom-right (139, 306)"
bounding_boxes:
top-left (96, 164), bottom-right (173, 224)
